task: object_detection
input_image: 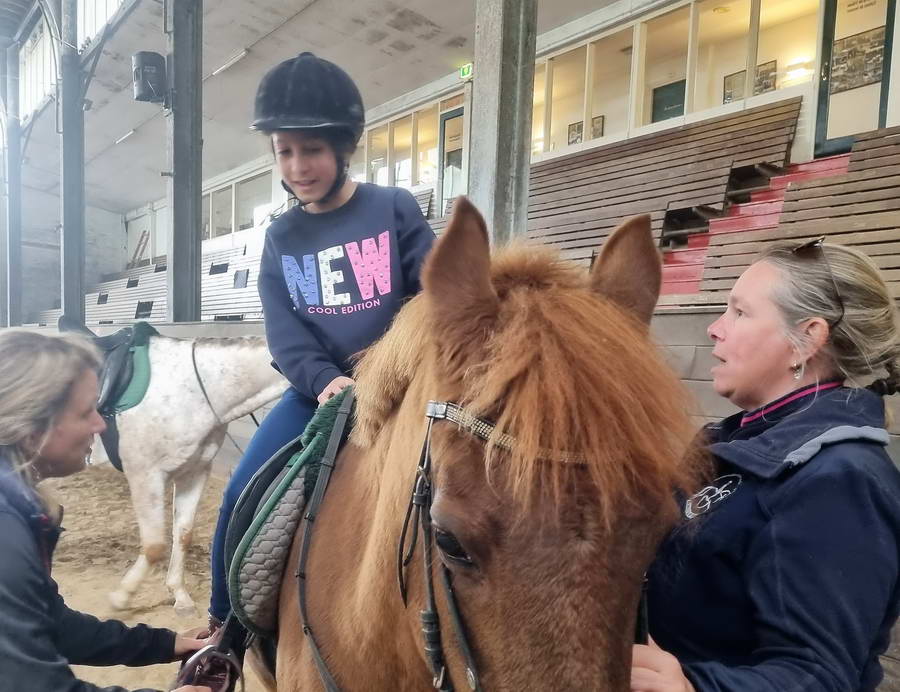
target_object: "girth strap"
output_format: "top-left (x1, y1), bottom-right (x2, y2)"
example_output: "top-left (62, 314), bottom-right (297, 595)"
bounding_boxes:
top-left (296, 389), bottom-right (356, 692)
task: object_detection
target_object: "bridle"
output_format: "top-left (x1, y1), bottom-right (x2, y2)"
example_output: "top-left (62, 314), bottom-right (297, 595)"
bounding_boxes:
top-left (298, 396), bottom-right (648, 691)
top-left (396, 401), bottom-right (489, 691)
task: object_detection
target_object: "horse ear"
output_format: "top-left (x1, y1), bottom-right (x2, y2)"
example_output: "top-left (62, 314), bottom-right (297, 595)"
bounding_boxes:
top-left (422, 197), bottom-right (499, 362)
top-left (589, 215), bottom-right (660, 326)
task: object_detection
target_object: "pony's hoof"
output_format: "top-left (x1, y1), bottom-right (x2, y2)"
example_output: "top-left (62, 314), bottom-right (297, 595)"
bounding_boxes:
top-left (108, 590), bottom-right (131, 611)
top-left (174, 599), bottom-right (198, 618)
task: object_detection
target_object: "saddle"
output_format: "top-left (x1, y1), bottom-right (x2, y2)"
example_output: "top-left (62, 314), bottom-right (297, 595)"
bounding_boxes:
top-left (58, 315), bottom-right (158, 471)
top-left (224, 387), bottom-right (355, 638)
top-left (59, 315), bottom-right (136, 412)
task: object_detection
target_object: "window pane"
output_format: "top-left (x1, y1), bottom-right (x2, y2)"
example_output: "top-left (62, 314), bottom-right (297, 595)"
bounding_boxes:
top-left (589, 29), bottom-right (633, 139)
top-left (643, 7), bottom-right (690, 125)
top-left (549, 46), bottom-right (587, 151)
top-left (694, 0), bottom-right (751, 111)
top-left (440, 94), bottom-right (464, 111)
top-left (442, 114), bottom-right (465, 204)
top-left (827, 0), bottom-right (889, 139)
top-left (414, 105), bottom-right (439, 189)
top-left (154, 206), bottom-right (168, 256)
top-left (390, 115), bottom-right (413, 189)
top-left (235, 171), bottom-right (272, 231)
top-left (211, 187), bottom-right (233, 238)
top-left (201, 195), bottom-right (210, 240)
top-left (758, 0), bottom-right (818, 95)
top-left (348, 146), bottom-right (365, 183)
top-left (367, 125), bottom-right (388, 185)
top-left (532, 63), bottom-right (547, 154)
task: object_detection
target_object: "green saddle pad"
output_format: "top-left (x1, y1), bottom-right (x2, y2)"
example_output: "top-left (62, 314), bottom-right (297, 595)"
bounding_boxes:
top-left (112, 322), bottom-right (158, 414)
top-left (226, 387), bottom-right (353, 637)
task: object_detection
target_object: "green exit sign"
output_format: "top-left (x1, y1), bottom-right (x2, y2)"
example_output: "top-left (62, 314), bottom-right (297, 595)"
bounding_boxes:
top-left (459, 63), bottom-right (473, 80)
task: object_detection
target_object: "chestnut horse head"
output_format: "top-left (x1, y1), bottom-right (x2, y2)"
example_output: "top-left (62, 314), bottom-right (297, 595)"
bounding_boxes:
top-left (275, 199), bottom-right (704, 691)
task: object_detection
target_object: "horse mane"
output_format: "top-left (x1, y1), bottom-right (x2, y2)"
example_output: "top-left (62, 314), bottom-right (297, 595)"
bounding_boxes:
top-left (353, 295), bottom-right (429, 446)
top-left (354, 244), bottom-right (705, 526)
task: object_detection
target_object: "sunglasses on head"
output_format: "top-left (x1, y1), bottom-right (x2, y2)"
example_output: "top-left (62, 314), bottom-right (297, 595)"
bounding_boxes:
top-left (791, 236), bottom-right (845, 330)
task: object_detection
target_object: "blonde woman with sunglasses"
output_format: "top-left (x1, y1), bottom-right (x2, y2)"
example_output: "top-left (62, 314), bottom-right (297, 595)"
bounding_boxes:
top-left (632, 239), bottom-right (900, 692)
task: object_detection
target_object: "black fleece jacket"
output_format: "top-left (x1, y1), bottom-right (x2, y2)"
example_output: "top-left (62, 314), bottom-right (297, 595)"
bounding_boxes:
top-left (0, 462), bottom-right (176, 692)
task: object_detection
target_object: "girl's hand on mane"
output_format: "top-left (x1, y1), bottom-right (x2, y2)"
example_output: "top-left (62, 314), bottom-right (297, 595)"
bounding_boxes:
top-left (317, 376), bottom-right (355, 405)
top-left (630, 637), bottom-right (696, 692)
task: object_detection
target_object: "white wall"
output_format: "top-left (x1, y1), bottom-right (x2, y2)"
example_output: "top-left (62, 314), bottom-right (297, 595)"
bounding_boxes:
top-left (592, 41), bottom-right (633, 138)
top-left (85, 204), bottom-right (127, 286)
top-left (20, 186), bottom-right (125, 320)
top-left (695, 33), bottom-right (748, 112)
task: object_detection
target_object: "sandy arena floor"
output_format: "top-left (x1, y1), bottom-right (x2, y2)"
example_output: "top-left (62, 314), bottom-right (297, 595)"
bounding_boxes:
top-left (47, 465), bottom-right (268, 691)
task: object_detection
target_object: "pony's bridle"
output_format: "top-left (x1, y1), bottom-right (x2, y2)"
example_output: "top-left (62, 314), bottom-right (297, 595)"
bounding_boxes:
top-left (298, 397), bottom-right (649, 692)
top-left (396, 401), bottom-right (490, 692)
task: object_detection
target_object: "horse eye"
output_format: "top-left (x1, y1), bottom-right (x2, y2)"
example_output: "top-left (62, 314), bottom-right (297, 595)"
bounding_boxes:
top-left (434, 528), bottom-right (474, 566)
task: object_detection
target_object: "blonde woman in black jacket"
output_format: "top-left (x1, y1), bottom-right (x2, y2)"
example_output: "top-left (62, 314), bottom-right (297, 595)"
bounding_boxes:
top-left (0, 330), bottom-right (210, 692)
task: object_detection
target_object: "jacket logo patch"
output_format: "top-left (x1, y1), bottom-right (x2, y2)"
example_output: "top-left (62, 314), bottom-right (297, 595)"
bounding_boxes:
top-left (684, 474), bottom-right (742, 519)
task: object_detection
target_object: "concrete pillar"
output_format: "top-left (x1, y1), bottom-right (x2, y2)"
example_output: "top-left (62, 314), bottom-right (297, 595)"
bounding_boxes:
top-left (5, 44), bottom-right (22, 326)
top-left (888, 1), bottom-right (899, 127)
top-left (165, 0), bottom-right (203, 322)
top-left (60, 0), bottom-right (85, 323)
top-left (468, 0), bottom-right (537, 245)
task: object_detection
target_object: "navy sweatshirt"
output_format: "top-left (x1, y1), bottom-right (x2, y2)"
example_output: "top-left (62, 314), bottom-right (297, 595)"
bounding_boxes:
top-left (258, 183), bottom-right (435, 400)
top-left (0, 463), bottom-right (176, 691)
top-left (648, 384), bottom-right (900, 691)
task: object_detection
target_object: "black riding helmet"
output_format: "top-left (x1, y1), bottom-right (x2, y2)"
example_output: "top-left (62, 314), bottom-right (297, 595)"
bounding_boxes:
top-left (251, 52), bottom-right (365, 205)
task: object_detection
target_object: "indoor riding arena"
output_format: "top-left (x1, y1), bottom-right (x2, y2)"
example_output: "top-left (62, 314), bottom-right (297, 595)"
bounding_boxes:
top-left (2, 0), bottom-right (899, 689)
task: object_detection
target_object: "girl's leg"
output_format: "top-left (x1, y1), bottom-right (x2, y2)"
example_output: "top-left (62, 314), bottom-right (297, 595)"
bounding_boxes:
top-left (208, 387), bottom-right (316, 620)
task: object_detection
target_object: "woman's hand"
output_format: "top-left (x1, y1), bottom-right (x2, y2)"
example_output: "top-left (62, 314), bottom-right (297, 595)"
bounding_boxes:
top-left (171, 687), bottom-right (212, 692)
top-left (173, 626), bottom-right (209, 657)
top-left (317, 376), bottom-right (354, 405)
top-left (631, 638), bottom-right (696, 692)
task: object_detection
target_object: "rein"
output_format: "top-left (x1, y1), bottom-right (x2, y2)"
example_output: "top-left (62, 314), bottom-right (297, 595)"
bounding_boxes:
top-left (295, 390), bottom-right (357, 692)
top-left (397, 402), bottom-right (483, 691)
top-left (190, 341), bottom-right (252, 455)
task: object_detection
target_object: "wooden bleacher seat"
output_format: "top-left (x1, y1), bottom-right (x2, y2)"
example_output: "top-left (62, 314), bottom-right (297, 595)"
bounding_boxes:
top-left (527, 99), bottom-right (801, 264)
top-left (424, 101), bottom-right (800, 260)
top-left (698, 125), bottom-right (900, 303)
top-left (411, 187), bottom-right (434, 219)
top-left (202, 244), bottom-right (264, 321)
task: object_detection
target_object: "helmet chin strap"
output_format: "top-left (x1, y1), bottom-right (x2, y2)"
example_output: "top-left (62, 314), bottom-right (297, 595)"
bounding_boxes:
top-left (295, 156), bottom-right (348, 209)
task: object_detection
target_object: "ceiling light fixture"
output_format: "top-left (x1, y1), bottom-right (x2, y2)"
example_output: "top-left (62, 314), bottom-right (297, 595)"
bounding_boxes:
top-left (114, 129), bottom-right (135, 145)
top-left (211, 49), bottom-right (248, 77)
top-left (713, 6), bottom-right (730, 13)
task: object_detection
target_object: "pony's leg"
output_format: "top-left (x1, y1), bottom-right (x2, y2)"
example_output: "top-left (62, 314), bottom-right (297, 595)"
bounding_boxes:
top-left (166, 460), bottom-right (212, 617)
top-left (109, 467), bottom-right (168, 611)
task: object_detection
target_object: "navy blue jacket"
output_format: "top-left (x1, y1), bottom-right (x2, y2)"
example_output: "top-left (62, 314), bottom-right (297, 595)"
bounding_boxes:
top-left (0, 462), bottom-right (176, 692)
top-left (258, 183), bottom-right (434, 400)
top-left (648, 384), bottom-right (900, 691)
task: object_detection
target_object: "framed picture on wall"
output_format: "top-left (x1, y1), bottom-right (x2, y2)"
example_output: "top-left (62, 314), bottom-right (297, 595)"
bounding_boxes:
top-left (567, 121), bottom-right (584, 145)
top-left (723, 70), bottom-right (747, 104)
top-left (591, 115), bottom-right (605, 139)
top-left (753, 60), bottom-right (777, 95)
top-left (830, 25), bottom-right (886, 95)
